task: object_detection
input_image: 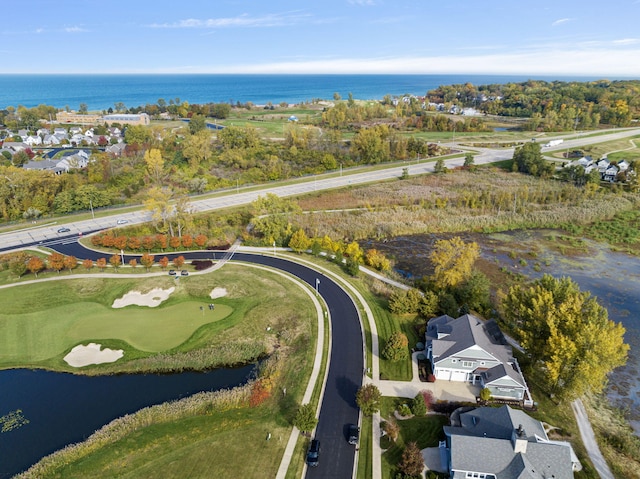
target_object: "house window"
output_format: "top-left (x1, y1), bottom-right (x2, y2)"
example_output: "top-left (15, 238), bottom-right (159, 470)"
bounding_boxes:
top-left (452, 359), bottom-right (457, 363)
top-left (462, 361), bottom-right (473, 368)
top-left (480, 361), bottom-right (485, 366)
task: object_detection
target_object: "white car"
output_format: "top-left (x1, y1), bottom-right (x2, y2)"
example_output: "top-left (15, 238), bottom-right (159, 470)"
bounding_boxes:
top-left (116, 219), bottom-right (128, 225)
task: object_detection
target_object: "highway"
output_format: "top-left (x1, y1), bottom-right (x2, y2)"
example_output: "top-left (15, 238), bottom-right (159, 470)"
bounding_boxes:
top-left (3, 127), bottom-right (639, 250)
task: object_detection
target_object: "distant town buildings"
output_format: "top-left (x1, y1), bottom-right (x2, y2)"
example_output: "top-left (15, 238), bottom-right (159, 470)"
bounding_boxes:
top-left (56, 111), bottom-right (150, 126)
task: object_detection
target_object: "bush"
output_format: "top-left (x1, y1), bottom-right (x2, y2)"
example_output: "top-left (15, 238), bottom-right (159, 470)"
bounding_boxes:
top-left (293, 403), bottom-right (318, 434)
top-left (192, 260), bottom-right (214, 271)
top-left (420, 390), bottom-right (435, 410)
top-left (382, 331), bottom-right (409, 361)
top-left (398, 403), bottom-right (412, 417)
top-left (480, 388), bottom-right (492, 401)
top-left (411, 393), bottom-right (427, 416)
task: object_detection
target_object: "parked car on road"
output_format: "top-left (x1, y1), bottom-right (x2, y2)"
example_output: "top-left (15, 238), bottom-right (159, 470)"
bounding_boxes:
top-left (168, 270), bottom-right (177, 276)
top-left (306, 439), bottom-right (320, 467)
top-left (348, 424), bottom-right (360, 445)
top-left (180, 270), bottom-right (189, 276)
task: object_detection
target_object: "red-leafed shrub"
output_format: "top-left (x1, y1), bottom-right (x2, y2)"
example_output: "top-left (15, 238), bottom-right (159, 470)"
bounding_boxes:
top-left (192, 260), bottom-right (213, 271)
top-left (249, 379), bottom-right (271, 407)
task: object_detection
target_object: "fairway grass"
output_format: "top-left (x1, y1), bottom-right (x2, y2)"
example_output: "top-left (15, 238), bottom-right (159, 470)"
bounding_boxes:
top-left (0, 301), bottom-right (233, 361)
top-left (0, 264), bottom-right (314, 372)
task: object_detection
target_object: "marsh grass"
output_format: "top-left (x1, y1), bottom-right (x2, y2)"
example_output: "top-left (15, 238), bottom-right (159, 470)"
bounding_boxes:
top-left (293, 168), bottom-right (637, 243)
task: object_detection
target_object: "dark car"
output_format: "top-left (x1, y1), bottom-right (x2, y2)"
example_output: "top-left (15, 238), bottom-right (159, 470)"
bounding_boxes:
top-left (57, 227), bottom-right (71, 233)
top-left (306, 439), bottom-right (320, 467)
top-left (348, 424), bottom-right (360, 445)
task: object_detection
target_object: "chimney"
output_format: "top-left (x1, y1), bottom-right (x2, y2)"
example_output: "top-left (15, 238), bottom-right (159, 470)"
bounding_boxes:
top-left (512, 424), bottom-right (527, 454)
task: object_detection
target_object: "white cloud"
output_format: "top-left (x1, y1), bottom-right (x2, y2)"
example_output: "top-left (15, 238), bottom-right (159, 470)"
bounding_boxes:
top-left (552, 18), bottom-right (571, 27)
top-left (613, 38), bottom-right (640, 45)
top-left (64, 26), bottom-right (88, 33)
top-left (183, 48), bottom-right (640, 76)
top-left (149, 12), bottom-right (309, 29)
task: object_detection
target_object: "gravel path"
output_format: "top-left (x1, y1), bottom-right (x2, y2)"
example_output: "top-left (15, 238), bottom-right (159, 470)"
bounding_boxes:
top-left (571, 399), bottom-right (614, 479)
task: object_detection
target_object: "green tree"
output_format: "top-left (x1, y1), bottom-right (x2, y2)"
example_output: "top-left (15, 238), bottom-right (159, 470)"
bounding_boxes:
top-left (356, 384), bottom-right (381, 416)
top-left (430, 237), bottom-right (480, 289)
top-left (344, 257), bottom-right (360, 276)
top-left (513, 141), bottom-right (554, 177)
top-left (382, 331), bottom-right (409, 361)
top-left (454, 271), bottom-right (491, 314)
top-left (251, 194), bottom-right (301, 246)
top-left (124, 125), bottom-right (153, 146)
top-left (418, 290), bottom-right (439, 318)
top-left (502, 274), bottom-right (629, 399)
top-left (464, 152), bottom-right (475, 168)
top-left (293, 403), bottom-right (318, 435)
top-left (182, 130), bottom-right (213, 169)
top-left (434, 158), bottom-right (447, 173)
top-left (411, 393), bottom-right (427, 416)
top-left (10, 258), bottom-right (28, 277)
top-left (189, 114), bottom-right (207, 135)
top-left (350, 125), bottom-right (390, 164)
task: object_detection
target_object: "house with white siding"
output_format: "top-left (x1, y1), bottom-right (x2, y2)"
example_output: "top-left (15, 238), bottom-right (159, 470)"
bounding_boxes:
top-left (426, 314), bottom-right (532, 405)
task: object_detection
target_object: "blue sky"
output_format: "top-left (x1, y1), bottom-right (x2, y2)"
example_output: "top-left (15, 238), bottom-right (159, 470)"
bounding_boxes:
top-left (3, 0), bottom-right (640, 76)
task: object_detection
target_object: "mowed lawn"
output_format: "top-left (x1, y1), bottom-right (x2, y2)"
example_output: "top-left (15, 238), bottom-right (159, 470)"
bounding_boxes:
top-left (0, 300), bottom-right (233, 361)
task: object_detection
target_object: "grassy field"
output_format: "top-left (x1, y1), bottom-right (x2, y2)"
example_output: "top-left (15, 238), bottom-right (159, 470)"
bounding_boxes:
top-left (13, 262), bottom-right (320, 478)
top-left (38, 407), bottom-right (293, 479)
top-left (379, 397), bottom-right (448, 479)
top-left (0, 264), bottom-right (315, 373)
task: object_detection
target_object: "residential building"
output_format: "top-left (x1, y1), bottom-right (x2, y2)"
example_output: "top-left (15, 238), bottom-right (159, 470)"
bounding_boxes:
top-left (426, 314), bottom-right (532, 405)
top-left (443, 405), bottom-right (580, 479)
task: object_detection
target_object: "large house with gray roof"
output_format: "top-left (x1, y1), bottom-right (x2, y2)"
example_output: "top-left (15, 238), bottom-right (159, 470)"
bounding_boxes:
top-left (426, 314), bottom-right (532, 405)
top-left (443, 405), bottom-right (580, 479)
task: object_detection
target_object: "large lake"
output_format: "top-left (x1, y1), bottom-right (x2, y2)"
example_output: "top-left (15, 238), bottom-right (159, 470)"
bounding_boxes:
top-left (0, 365), bottom-right (256, 478)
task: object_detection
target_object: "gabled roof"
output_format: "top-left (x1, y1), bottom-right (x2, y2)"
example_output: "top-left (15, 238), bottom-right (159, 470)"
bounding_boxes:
top-left (446, 406), bottom-right (576, 479)
top-left (427, 314), bottom-right (512, 364)
top-left (482, 364), bottom-right (526, 388)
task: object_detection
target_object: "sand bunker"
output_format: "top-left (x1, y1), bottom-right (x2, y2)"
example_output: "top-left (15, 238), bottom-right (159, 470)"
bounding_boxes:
top-left (112, 287), bottom-right (175, 308)
top-left (209, 287), bottom-right (228, 299)
top-left (64, 343), bottom-right (124, 367)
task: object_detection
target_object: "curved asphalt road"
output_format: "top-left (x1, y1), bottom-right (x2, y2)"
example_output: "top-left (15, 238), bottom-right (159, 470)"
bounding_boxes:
top-left (47, 241), bottom-right (364, 479)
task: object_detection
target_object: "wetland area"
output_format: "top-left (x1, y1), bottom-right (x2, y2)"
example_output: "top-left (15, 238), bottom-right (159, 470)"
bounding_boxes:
top-left (367, 228), bottom-right (640, 433)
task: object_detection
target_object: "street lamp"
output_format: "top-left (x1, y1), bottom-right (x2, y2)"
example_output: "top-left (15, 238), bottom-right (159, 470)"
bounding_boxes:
top-left (273, 241), bottom-right (276, 256)
top-left (315, 278), bottom-right (320, 293)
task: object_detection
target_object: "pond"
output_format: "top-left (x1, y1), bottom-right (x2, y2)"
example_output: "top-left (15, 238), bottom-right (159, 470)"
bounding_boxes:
top-left (366, 230), bottom-right (640, 433)
top-left (0, 364), bottom-right (256, 478)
